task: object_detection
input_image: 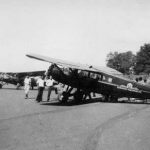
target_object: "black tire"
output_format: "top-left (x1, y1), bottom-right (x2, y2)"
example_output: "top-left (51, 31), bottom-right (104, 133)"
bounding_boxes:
top-left (61, 92), bottom-right (68, 103)
top-left (102, 94), bottom-right (110, 102)
top-left (111, 95), bottom-right (118, 103)
top-left (74, 91), bottom-right (84, 102)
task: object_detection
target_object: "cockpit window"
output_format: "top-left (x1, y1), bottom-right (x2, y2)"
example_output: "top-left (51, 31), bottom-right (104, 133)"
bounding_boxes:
top-left (78, 70), bottom-right (89, 77)
top-left (63, 68), bottom-right (71, 75)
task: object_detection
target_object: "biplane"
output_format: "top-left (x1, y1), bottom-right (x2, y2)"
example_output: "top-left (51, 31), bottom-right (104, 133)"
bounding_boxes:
top-left (0, 70), bottom-right (45, 89)
top-left (26, 53), bottom-right (150, 103)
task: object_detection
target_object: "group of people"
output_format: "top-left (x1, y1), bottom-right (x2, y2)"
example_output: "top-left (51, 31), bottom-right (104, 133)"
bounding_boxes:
top-left (24, 75), bottom-right (59, 102)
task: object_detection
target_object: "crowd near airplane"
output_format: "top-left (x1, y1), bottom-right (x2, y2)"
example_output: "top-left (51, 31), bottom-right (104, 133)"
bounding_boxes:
top-left (0, 70), bottom-right (45, 89)
top-left (26, 53), bottom-right (150, 103)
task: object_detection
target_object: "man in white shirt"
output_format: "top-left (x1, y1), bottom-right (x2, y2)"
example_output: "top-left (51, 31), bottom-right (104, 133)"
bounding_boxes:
top-left (46, 76), bottom-right (54, 101)
top-left (36, 76), bottom-right (45, 102)
top-left (24, 76), bottom-right (31, 99)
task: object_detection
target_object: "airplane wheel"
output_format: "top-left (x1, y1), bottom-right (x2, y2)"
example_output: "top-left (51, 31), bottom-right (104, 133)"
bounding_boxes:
top-left (0, 84), bottom-right (2, 89)
top-left (102, 94), bottom-right (110, 102)
top-left (74, 91), bottom-right (84, 102)
top-left (61, 92), bottom-right (69, 103)
top-left (62, 96), bottom-right (68, 103)
top-left (111, 95), bottom-right (118, 103)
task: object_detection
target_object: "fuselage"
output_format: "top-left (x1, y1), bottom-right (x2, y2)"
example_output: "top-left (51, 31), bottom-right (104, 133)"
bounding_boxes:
top-left (47, 64), bottom-right (150, 99)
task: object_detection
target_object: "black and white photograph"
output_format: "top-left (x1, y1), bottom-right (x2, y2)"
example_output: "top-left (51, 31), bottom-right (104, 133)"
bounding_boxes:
top-left (0, 0), bottom-right (150, 150)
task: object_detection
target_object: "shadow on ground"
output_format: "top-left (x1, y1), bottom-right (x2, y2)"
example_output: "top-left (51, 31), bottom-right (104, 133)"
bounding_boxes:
top-left (40, 97), bottom-right (150, 106)
top-left (41, 97), bottom-right (101, 106)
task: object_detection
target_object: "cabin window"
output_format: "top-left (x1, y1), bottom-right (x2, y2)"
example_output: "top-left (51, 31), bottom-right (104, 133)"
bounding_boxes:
top-left (96, 74), bottom-right (101, 80)
top-left (84, 71), bottom-right (89, 77)
top-left (102, 76), bottom-right (106, 81)
top-left (108, 77), bottom-right (112, 83)
top-left (78, 70), bottom-right (82, 74)
top-left (90, 73), bottom-right (100, 80)
top-left (96, 74), bottom-right (102, 81)
top-left (102, 76), bottom-right (112, 83)
top-left (90, 73), bottom-right (97, 79)
top-left (78, 71), bottom-right (88, 77)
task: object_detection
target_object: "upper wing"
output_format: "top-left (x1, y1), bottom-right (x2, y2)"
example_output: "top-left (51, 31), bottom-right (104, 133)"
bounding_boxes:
top-left (26, 53), bottom-right (90, 70)
top-left (26, 53), bottom-right (122, 76)
top-left (6, 70), bottom-right (45, 77)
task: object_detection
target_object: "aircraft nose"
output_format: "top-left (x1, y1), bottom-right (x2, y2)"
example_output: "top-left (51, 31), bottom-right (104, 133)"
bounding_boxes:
top-left (45, 65), bottom-right (53, 77)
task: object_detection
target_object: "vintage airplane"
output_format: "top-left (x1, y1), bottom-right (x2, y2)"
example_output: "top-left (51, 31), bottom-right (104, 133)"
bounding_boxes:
top-left (26, 53), bottom-right (150, 103)
top-left (0, 70), bottom-right (45, 89)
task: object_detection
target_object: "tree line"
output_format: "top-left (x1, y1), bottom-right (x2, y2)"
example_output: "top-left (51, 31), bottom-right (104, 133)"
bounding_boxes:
top-left (106, 43), bottom-right (150, 75)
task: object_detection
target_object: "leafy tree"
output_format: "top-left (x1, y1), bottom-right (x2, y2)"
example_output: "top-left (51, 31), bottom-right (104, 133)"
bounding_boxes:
top-left (106, 51), bottom-right (136, 74)
top-left (135, 43), bottom-right (150, 74)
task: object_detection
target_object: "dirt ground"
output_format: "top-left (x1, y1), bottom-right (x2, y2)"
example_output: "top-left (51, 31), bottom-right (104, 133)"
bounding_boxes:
top-left (0, 85), bottom-right (150, 150)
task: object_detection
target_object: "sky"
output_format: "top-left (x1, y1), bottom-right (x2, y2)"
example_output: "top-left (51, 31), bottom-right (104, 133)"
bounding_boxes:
top-left (0, 0), bottom-right (150, 72)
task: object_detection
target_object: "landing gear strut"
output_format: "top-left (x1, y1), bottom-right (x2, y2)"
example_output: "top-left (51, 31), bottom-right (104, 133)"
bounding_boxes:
top-left (61, 92), bottom-right (70, 103)
top-left (74, 90), bottom-right (84, 103)
top-left (59, 86), bottom-right (73, 103)
top-left (59, 86), bottom-right (85, 103)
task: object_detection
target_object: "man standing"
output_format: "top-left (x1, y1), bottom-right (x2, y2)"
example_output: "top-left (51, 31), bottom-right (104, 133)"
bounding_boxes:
top-left (36, 76), bottom-right (45, 102)
top-left (24, 76), bottom-right (31, 99)
top-left (46, 76), bottom-right (54, 101)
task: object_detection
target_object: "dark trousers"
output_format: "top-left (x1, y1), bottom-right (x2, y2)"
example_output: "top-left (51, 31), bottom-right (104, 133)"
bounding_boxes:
top-left (36, 87), bottom-right (44, 102)
top-left (47, 86), bottom-right (53, 100)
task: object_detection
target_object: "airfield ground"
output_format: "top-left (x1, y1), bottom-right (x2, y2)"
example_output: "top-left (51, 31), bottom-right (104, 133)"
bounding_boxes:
top-left (0, 85), bottom-right (150, 150)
